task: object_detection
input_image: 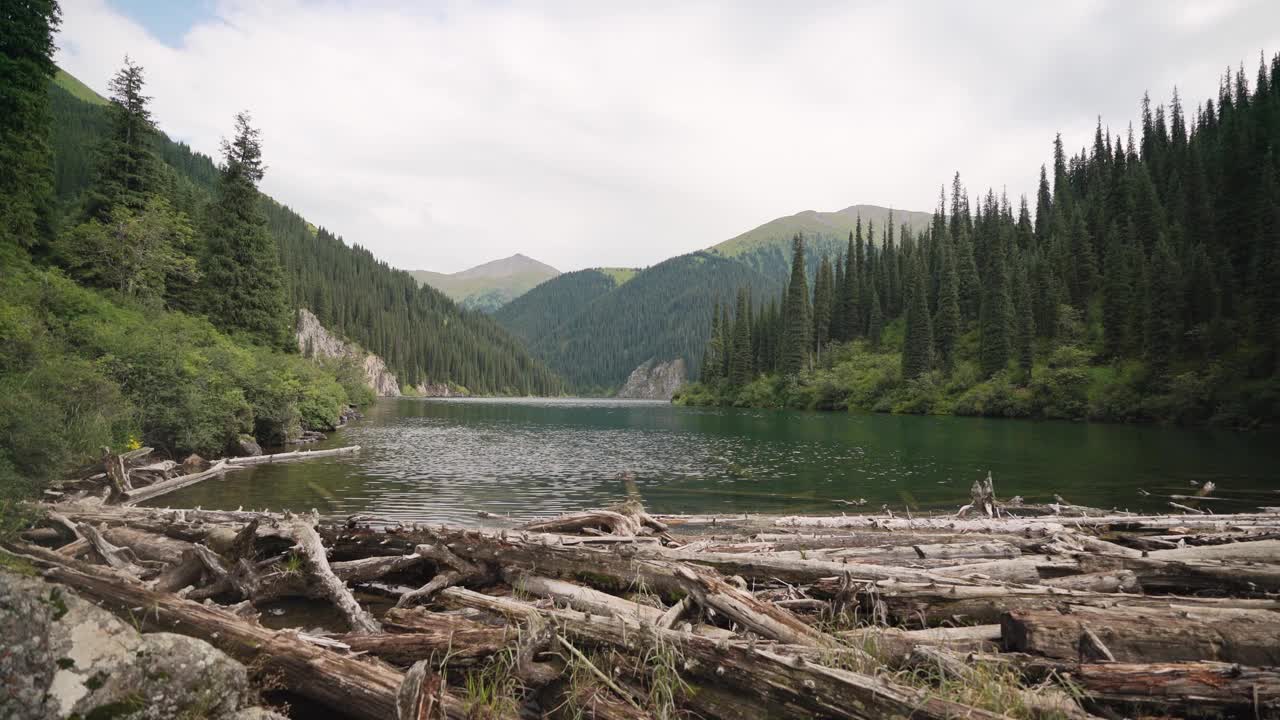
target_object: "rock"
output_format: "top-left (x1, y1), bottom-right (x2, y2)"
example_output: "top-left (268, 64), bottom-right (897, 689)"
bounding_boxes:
top-left (296, 308), bottom-right (401, 397)
top-left (617, 358), bottom-right (687, 400)
top-left (181, 454), bottom-right (207, 470)
top-left (233, 434), bottom-right (263, 457)
top-left (411, 381), bottom-right (469, 397)
top-left (0, 571), bottom-right (255, 720)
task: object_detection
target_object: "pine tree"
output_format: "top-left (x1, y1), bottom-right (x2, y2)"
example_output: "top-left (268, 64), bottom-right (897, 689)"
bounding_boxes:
top-left (978, 253), bottom-right (1013, 378)
top-left (866, 287), bottom-right (884, 347)
top-left (1145, 233), bottom-right (1183, 375)
top-left (901, 254), bottom-right (933, 378)
top-left (812, 254), bottom-right (834, 352)
top-left (199, 112), bottom-right (291, 348)
top-left (0, 0), bottom-right (60, 248)
top-left (1015, 263), bottom-right (1035, 377)
top-left (699, 300), bottom-right (723, 381)
top-left (1101, 225), bottom-right (1131, 359)
top-left (85, 58), bottom-right (161, 220)
top-left (780, 235), bottom-right (812, 374)
top-left (933, 237), bottom-right (961, 372)
top-left (728, 288), bottom-right (753, 386)
top-left (830, 252), bottom-right (845, 342)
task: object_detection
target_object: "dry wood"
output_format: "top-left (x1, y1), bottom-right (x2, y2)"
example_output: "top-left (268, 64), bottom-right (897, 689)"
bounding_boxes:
top-left (1078, 552), bottom-right (1280, 593)
top-left (1041, 569), bottom-right (1140, 593)
top-left (440, 587), bottom-right (1006, 720)
top-left (119, 459), bottom-right (235, 505)
top-left (224, 445), bottom-right (360, 466)
top-left (1001, 604), bottom-right (1280, 665)
top-left (6, 544), bottom-right (489, 720)
top-left (286, 518), bottom-right (381, 633)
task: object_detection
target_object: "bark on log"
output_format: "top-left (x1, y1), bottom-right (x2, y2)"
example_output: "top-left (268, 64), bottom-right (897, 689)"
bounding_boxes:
top-left (5, 545), bottom-right (488, 720)
top-left (1001, 604), bottom-right (1280, 665)
top-left (1041, 569), bottom-right (1141, 593)
top-left (1077, 553), bottom-right (1280, 593)
top-left (224, 445), bottom-right (360, 466)
top-left (120, 459), bottom-right (235, 505)
top-left (440, 587), bottom-right (1006, 720)
top-left (287, 519), bottom-right (381, 633)
top-left (1066, 660), bottom-right (1280, 715)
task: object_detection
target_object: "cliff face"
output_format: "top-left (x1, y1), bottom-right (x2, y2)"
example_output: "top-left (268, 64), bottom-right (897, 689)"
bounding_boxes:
top-left (616, 358), bottom-right (687, 400)
top-left (296, 309), bottom-right (401, 397)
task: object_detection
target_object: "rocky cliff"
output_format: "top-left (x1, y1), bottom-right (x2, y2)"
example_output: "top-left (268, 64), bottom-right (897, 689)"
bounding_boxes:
top-left (616, 358), bottom-right (687, 400)
top-left (295, 308), bottom-right (401, 397)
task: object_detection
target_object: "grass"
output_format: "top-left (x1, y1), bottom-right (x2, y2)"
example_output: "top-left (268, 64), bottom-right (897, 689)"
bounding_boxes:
top-left (461, 648), bottom-right (521, 718)
top-left (54, 68), bottom-right (109, 106)
top-left (598, 267), bottom-right (638, 285)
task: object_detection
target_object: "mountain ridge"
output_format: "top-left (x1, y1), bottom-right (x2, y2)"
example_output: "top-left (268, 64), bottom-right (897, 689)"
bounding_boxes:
top-left (410, 253), bottom-right (560, 312)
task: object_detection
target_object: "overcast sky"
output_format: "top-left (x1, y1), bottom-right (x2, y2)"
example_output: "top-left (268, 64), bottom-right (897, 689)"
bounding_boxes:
top-left (55, 0), bottom-right (1280, 273)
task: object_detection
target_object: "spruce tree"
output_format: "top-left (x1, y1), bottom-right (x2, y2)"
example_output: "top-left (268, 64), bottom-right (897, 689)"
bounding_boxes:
top-left (901, 254), bottom-right (933, 378)
top-left (199, 112), bottom-right (291, 348)
top-left (1101, 225), bottom-right (1131, 359)
top-left (1145, 233), bottom-right (1183, 375)
top-left (812, 254), bottom-right (834, 352)
top-left (85, 58), bottom-right (160, 220)
top-left (933, 238), bottom-right (961, 373)
top-left (0, 0), bottom-right (60, 248)
top-left (866, 287), bottom-right (884, 347)
top-left (780, 235), bottom-right (812, 374)
top-left (978, 253), bottom-right (1013, 378)
top-left (699, 300), bottom-right (723, 381)
top-left (1015, 264), bottom-right (1035, 377)
top-left (728, 288), bottom-right (753, 386)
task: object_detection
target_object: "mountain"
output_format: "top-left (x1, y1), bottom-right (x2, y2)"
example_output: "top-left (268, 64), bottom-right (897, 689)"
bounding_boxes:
top-left (709, 204), bottom-right (933, 281)
top-left (47, 71), bottom-right (562, 396)
top-left (495, 253), bottom-right (779, 393)
top-left (492, 205), bottom-right (929, 393)
top-left (410, 253), bottom-right (560, 312)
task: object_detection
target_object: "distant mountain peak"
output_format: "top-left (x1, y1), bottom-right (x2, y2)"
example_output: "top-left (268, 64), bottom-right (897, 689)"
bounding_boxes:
top-left (408, 254), bottom-right (560, 312)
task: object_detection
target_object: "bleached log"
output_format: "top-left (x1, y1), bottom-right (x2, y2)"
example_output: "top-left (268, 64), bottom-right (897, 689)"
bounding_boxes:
top-left (287, 519), bottom-right (381, 634)
top-left (119, 459), bottom-right (235, 505)
top-left (224, 445), bottom-right (360, 466)
top-left (1001, 604), bottom-right (1280, 665)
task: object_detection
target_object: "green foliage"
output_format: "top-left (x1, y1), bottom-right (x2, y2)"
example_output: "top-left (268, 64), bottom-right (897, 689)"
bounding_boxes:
top-left (199, 112), bottom-right (291, 348)
top-left (0, 0), bottom-right (60, 249)
top-left (901, 254), bottom-right (933, 378)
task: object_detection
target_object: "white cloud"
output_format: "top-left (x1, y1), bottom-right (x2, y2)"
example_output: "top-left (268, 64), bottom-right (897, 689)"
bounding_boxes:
top-left (56, 0), bottom-right (1280, 272)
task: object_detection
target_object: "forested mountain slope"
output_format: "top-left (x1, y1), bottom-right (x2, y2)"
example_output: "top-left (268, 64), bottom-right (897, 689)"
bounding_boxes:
top-left (685, 57), bottom-right (1280, 427)
top-left (495, 253), bottom-right (778, 393)
top-left (47, 75), bottom-right (561, 395)
top-left (410, 253), bottom-right (560, 312)
top-left (709, 204), bottom-right (932, 280)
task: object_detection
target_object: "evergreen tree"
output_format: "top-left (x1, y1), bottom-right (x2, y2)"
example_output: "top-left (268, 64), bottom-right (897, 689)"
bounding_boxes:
top-left (1145, 233), bottom-right (1183, 375)
top-left (933, 237), bottom-right (961, 372)
top-left (199, 112), bottom-right (290, 348)
top-left (780, 235), bottom-right (812, 374)
top-left (728, 288), bottom-right (753, 386)
top-left (1101, 225), bottom-right (1131, 359)
top-left (0, 0), bottom-right (60, 248)
top-left (1015, 264), bottom-right (1035, 377)
top-left (812, 254), bottom-right (834, 352)
top-left (901, 254), bottom-right (933, 378)
top-left (866, 287), bottom-right (884, 347)
top-left (699, 300), bottom-right (723, 381)
top-left (978, 253), bottom-right (1013, 378)
top-left (85, 58), bottom-right (159, 220)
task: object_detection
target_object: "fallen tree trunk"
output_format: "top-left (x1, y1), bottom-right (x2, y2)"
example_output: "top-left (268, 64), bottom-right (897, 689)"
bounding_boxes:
top-left (224, 445), bottom-right (361, 466)
top-left (439, 587), bottom-right (1006, 720)
top-left (1001, 604), bottom-right (1280, 665)
top-left (1078, 552), bottom-right (1280, 593)
top-left (4, 544), bottom-right (489, 720)
top-left (120, 459), bottom-right (235, 505)
top-left (286, 519), bottom-right (381, 633)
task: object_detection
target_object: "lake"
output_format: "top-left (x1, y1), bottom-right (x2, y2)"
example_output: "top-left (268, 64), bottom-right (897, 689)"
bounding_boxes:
top-left (153, 397), bottom-right (1280, 524)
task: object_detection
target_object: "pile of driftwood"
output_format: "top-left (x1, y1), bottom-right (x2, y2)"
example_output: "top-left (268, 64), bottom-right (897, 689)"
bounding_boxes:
top-left (6, 480), bottom-right (1280, 720)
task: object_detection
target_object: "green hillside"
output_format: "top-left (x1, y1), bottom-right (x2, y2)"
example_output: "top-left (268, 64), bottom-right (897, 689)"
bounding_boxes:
top-left (53, 68), bottom-right (108, 105)
top-left (46, 71), bottom-right (561, 396)
top-left (709, 204), bottom-right (932, 281)
top-left (410, 253), bottom-right (560, 312)
top-left (495, 253), bottom-right (779, 392)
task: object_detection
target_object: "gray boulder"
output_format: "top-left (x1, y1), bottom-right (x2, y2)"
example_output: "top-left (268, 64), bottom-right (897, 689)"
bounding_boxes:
top-left (0, 570), bottom-right (256, 720)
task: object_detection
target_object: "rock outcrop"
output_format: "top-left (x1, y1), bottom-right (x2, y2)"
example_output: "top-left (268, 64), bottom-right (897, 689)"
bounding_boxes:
top-left (0, 570), bottom-right (270, 720)
top-left (295, 308), bottom-right (401, 397)
top-left (411, 382), bottom-right (468, 397)
top-left (616, 358), bottom-right (687, 400)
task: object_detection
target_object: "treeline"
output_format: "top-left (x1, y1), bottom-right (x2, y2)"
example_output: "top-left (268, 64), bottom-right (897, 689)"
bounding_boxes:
top-left (496, 253), bottom-right (779, 393)
top-left (46, 67), bottom-right (562, 396)
top-left (686, 56), bottom-right (1280, 426)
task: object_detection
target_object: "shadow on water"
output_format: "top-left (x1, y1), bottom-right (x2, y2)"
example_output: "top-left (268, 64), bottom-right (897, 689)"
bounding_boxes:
top-left (153, 397), bottom-right (1280, 524)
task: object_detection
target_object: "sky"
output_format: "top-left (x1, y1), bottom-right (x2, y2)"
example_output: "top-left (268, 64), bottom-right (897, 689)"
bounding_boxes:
top-left (55, 1), bottom-right (1280, 274)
